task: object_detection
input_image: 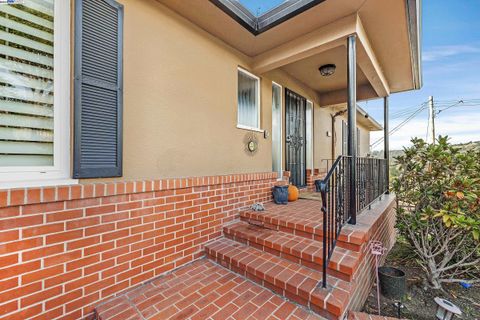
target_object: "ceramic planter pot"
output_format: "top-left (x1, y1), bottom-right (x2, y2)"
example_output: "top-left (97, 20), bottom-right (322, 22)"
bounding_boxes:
top-left (378, 266), bottom-right (406, 300)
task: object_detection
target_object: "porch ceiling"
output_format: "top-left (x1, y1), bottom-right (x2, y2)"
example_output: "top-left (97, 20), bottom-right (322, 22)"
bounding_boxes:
top-left (160, 0), bottom-right (421, 102)
top-left (158, 0), bottom-right (364, 56)
top-left (281, 46), bottom-right (371, 94)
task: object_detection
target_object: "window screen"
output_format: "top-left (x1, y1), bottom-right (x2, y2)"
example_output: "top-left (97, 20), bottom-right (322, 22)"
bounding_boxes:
top-left (238, 69), bottom-right (259, 129)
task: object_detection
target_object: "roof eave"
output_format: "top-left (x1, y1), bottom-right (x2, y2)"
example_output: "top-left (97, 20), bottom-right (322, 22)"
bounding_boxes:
top-left (209, 0), bottom-right (327, 35)
top-left (356, 105), bottom-right (383, 131)
top-left (406, 0), bottom-right (423, 90)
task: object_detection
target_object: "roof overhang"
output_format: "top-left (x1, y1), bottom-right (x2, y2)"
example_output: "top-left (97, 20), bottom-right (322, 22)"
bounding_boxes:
top-left (406, 0), bottom-right (422, 90)
top-left (210, 0), bottom-right (328, 35)
top-left (253, 14), bottom-right (391, 105)
top-left (331, 104), bottom-right (383, 131)
top-left (159, 0), bottom-right (422, 103)
top-left (357, 105), bottom-right (383, 131)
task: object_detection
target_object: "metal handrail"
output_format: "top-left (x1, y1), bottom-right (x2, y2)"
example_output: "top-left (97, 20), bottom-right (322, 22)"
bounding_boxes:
top-left (316, 155), bottom-right (388, 288)
top-left (320, 158), bottom-right (337, 173)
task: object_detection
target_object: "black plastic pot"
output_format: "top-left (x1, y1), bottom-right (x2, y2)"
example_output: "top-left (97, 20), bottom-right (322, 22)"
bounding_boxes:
top-left (378, 266), bottom-right (406, 300)
top-left (272, 185), bottom-right (288, 204)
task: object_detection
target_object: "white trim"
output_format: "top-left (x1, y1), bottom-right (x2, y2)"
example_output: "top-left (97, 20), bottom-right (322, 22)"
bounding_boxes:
top-left (0, 1), bottom-right (73, 186)
top-left (0, 179), bottom-right (78, 190)
top-left (236, 125), bottom-right (264, 133)
top-left (237, 67), bottom-right (261, 130)
top-left (271, 82), bottom-right (283, 179)
top-left (306, 100), bottom-right (314, 170)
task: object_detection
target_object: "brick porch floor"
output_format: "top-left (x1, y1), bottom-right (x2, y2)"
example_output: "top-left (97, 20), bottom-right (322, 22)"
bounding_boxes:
top-left (95, 196), bottom-right (396, 320)
top-left (95, 259), bottom-right (322, 320)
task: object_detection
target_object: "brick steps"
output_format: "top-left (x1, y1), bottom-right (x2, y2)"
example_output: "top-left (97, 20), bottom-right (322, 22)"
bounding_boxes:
top-left (205, 237), bottom-right (353, 319)
top-left (224, 221), bottom-right (361, 282)
top-left (95, 260), bottom-right (325, 320)
top-left (240, 205), bottom-right (366, 252)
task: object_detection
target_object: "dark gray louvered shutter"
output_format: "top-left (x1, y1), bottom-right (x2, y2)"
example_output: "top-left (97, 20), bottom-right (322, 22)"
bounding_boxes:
top-left (73, 0), bottom-right (123, 178)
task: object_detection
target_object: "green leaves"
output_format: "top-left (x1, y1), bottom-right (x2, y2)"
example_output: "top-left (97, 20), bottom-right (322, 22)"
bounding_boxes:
top-left (473, 230), bottom-right (479, 241)
top-left (393, 136), bottom-right (480, 288)
top-left (393, 136), bottom-right (480, 241)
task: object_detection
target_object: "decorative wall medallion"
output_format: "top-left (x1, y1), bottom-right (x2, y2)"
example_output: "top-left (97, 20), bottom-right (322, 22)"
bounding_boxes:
top-left (244, 132), bottom-right (259, 156)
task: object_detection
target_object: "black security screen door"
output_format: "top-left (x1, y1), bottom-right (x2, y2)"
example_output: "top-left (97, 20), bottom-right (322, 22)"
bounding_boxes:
top-left (285, 89), bottom-right (307, 187)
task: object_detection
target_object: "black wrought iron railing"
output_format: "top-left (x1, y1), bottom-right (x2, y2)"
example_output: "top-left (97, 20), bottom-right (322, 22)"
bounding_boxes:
top-left (320, 158), bottom-right (336, 173)
top-left (356, 157), bottom-right (388, 213)
top-left (316, 156), bottom-right (388, 288)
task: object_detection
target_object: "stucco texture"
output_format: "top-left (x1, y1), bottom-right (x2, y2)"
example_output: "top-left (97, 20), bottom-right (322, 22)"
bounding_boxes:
top-left (81, 0), bottom-right (373, 182)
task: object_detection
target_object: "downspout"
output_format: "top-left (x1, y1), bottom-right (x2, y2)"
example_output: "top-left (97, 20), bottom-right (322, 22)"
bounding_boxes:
top-left (330, 109), bottom-right (347, 161)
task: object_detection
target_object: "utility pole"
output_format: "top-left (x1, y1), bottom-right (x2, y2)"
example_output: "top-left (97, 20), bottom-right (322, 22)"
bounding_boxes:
top-left (428, 96), bottom-right (435, 144)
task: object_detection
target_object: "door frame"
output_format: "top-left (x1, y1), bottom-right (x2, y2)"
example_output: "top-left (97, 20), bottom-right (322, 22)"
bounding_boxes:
top-left (285, 88), bottom-right (307, 187)
top-left (306, 100), bottom-right (314, 171)
top-left (271, 82), bottom-right (283, 180)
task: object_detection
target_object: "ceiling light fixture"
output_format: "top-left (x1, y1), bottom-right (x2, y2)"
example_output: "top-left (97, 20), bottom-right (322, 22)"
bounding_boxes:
top-left (319, 64), bottom-right (336, 77)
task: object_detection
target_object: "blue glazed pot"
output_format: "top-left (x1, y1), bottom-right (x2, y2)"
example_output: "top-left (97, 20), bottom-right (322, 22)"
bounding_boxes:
top-left (273, 185), bottom-right (288, 204)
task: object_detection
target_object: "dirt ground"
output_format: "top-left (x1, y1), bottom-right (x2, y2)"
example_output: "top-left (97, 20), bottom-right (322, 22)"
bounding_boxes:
top-left (362, 240), bottom-right (480, 319)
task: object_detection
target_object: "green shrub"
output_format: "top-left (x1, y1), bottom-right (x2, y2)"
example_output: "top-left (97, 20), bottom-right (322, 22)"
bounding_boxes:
top-left (393, 136), bottom-right (480, 289)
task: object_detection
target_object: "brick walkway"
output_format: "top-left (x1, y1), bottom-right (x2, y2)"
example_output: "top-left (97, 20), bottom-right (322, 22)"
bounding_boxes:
top-left (95, 259), bottom-right (323, 320)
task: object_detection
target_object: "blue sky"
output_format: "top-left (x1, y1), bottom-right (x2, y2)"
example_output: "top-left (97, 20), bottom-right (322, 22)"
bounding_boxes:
top-left (238, 0), bottom-right (480, 150)
top-left (363, 0), bottom-right (480, 150)
top-left (238, 0), bottom-right (284, 15)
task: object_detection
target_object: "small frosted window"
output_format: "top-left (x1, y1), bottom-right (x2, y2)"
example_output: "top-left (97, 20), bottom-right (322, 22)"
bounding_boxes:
top-left (238, 69), bottom-right (259, 129)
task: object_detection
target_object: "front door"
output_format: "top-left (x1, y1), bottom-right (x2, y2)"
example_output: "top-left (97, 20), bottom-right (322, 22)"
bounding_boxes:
top-left (285, 89), bottom-right (306, 187)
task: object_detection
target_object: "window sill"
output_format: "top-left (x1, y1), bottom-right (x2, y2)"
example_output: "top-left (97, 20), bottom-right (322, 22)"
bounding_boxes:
top-left (0, 178), bottom-right (79, 190)
top-left (236, 125), bottom-right (264, 133)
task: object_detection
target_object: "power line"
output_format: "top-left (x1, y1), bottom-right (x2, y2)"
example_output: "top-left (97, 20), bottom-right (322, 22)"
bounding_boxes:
top-left (389, 102), bottom-right (428, 119)
top-left (369, 97), bottom-right (480, 149)
top-left (437, 100), bottom-right (464, 115)
top-left (371, 105), bottom-right (427, 148)
top-left (370, 102), bottom-right (428, 148)
top-left (435, 99), bottom-right (480, 108)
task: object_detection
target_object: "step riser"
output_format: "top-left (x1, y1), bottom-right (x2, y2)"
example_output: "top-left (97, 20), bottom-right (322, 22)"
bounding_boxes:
top-left (205, 233), bottom-right (353, 319)
top-left (240, 216), bottom-right (363, 252)
top-left (224, 232), bottom-right (353, 282)
top-left (206, 251), bottom-right (337, 320)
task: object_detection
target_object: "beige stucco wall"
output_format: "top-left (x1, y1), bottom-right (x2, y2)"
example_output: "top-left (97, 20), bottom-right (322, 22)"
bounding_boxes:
top-left (358, 126), bottom-right (372, 156)
top-left (114, 0), bottom-right (265, 180)
top-left (79, 0), bottom-right (374, 182)
top-left (313, 107), bottom-right (334, 172)
top-left (327, 115), bottom-right (372, 167)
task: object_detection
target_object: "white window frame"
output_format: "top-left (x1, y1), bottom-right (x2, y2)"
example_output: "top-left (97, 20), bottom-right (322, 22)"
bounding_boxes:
top-left (236, 67), bottom-right (261, 132)
top-left (0, 1), bottom-right (77, 189)
top-left (271, 81), bottom-right (283, 179)
top-left (306, 100), bottom-right (314, 170)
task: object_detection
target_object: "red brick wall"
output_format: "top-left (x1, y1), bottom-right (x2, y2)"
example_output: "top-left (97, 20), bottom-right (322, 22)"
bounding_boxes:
top-left (0, 172), bottom-right (277, 320)
top-left (305, 168), bottom-right (326, 191)
top-left (347, 196), bottom-right (397, 312)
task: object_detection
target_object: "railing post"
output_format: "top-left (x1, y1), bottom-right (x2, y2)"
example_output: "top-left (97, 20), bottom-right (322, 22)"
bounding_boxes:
top-left (347, 35), bottom-right (357, 225)
top-left (319, 181), bottom-right (328, 288)
top-left (384, 96), bottom-right (390, 194)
